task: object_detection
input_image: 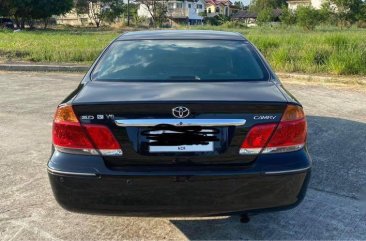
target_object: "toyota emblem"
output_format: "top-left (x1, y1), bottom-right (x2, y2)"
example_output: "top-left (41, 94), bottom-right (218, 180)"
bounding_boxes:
top-left (172, 106), bottom-right (190, 118)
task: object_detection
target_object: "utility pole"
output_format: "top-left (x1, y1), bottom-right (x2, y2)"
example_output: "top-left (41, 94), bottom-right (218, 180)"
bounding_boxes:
top-left (127, 0), bottom-right (130, 26)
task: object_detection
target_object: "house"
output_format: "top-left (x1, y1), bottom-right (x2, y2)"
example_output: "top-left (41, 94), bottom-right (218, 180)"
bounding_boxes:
top-left (55, 2), bottom-right (110, 27)
top-left (229, 4), bottom-right (242, 15)
top-left (55, 9), bottom-right (91, 26)
top-left (231, 10), bottom-right (256, 23)
top-left (205, 0), bottom-right (232, 17)
top-left (232, 9), bottom-right (283, 24)
top-left (286, 0), bottom-right (324, 11)
top-left (137, 0), bottom-right (205, 25)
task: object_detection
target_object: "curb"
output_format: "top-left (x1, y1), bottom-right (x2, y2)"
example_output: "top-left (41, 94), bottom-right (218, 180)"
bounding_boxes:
top-left (0, 63), bottom-right (89, 72)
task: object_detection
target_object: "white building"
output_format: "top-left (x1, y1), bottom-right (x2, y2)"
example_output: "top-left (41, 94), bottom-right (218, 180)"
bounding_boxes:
top-left (138, 0), bottom-right (206, 25)
top-left (55, 9), bottom-right (92, 26)
top-left (287, 0), bottom-right (324, 11)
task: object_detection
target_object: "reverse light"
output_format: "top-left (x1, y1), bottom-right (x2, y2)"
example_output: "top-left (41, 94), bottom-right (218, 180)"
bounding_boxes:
top-left (239, 123), bottom-right (277, 155)
top-left (240, 105), bottom-right (307, 155)
top-left (84, 125), bottom-right (123, 156)
top-left (52, 105), bottom-right (122, 156)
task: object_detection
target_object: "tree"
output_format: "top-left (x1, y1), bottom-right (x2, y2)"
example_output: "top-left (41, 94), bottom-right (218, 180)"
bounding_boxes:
top-left (75, 0), bottom-right (124, 27)
top-left (317, 1), bottom-right (337, 25)
top-left (100, 0), bottom-right (125, 24)
top-left (6, 0), bottom-right (35, 29)
top-left (75, 0), bottom-right (90, 14)
top-left (33, 0), bottom-right (73, 29)
top-left (0, 0), bottom-right (13, 16)
top-left (233, 1), bottom-right (245, 10)
top-left (0, 0), bottom-right (72, 29)
top-left (257, 8), bottom-right (273, 25)
top-left (135, 0), bottom-right (168, 27)
top-left (249, 0), bottom-right (286, 12)
top-left (280, 7), bottom-right (296, 25)
top-left (332, 0), bottom-right (364, 26)
top-left (122, 1), bottom-right (138, 26)
top-left (357, 2), bottom-right (366, 21)
top-left (296, 6), bottom-right (321, 30)
top-left (356, 2), bottom-right (366, 28)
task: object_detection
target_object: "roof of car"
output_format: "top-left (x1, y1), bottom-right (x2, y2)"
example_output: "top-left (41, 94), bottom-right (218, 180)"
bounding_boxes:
top-left (117, 30), bottom-right (246, 41)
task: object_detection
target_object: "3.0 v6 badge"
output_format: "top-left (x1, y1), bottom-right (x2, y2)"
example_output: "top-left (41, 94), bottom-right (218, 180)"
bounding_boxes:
top-left (253, 115), bottom-right (277, 120)
top-left (80, 114), bottom-right (115, 120)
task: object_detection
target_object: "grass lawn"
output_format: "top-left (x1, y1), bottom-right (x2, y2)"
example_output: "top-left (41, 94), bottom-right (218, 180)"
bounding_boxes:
top-left (0, 29), bottom-right (119, 64)
top-left (0, 26), bottom-right (365, 75)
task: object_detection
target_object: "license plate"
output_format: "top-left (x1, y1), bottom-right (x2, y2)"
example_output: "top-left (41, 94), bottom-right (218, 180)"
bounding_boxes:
top-left (148, 130), bottom-right (214, 153)
top-left (149, 142), bottom-right (214, 153)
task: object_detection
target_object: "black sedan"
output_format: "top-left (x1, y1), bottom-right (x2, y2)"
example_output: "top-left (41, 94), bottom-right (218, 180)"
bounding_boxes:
top-left (48, 30), bottom-right (311, 218)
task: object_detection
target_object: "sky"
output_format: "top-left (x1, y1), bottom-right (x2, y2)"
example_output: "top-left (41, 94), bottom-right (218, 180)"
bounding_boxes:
top-left (240, 0), bottom-right (251, 6)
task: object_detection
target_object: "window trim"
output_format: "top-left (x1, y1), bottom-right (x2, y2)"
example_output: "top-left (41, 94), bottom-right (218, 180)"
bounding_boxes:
top-left (176, 2), bottom-right (183, 8)
top-left (167, 2), bottom-right (175, 9)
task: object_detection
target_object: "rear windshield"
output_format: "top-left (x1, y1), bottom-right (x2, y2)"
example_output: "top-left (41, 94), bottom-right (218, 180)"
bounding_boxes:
top-left (91, 40), bottom-right (269, 82)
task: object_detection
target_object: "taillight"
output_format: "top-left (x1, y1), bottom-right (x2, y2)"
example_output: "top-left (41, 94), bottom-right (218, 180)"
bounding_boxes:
top-left (240, 105), bottom-right (307, 155)
top-left (240, 123), bottom-right (277, 155)
top-left (84, 125), bottom-right (122, 156)
top-left (52, 105), bottom-right (122, 156)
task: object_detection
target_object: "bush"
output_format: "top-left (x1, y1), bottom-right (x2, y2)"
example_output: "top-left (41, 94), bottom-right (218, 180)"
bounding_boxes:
top-left (296, 6), bottom-right (321, 30)
top-left (220, 21), bottom-right (248, 29)
top-left (205, 15), bottom-right (230, 26)
top-left (357, 20), bottom-right (366, 28)
top-left (318, 2), bottom-right (337, 25)
top-left (257, 8), bottom-right (273, 25)
top-left (280, 7), bottom-right (296, 26)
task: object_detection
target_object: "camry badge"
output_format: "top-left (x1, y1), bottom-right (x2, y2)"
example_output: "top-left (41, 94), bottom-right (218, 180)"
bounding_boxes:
top-left (172, 106), bottom-right (190, 118)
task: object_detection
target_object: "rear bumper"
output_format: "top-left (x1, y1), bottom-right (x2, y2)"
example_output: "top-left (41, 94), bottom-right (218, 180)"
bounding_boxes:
top-left (48, 150), bottom-right (311, 216)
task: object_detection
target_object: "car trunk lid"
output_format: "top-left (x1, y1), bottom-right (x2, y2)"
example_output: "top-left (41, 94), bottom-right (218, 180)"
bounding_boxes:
top-left (72, 81), bottom-right (287, 166)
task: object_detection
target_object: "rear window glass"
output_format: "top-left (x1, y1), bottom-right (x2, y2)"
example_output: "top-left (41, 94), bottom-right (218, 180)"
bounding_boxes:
top-left (91, 40), bottom-right (269, 82)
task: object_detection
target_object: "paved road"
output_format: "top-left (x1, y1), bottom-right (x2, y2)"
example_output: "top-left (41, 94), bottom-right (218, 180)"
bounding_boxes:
top-left (0, 71), bottom-right (365, 240)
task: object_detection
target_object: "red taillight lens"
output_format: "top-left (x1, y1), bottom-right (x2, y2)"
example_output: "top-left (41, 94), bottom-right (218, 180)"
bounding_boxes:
top-left (266, 119), bottom-right (307, 148)
top-left (52, 105), bottom-right (122, 156)
top-left (84, 125), bottom-right (120, 150)
top-left (53, 122), bottom-right (94, 150)
top-left (240, 123), bottom-right (277, 154)
top-left (83, 125), bottom-right (122, 156)
top-left (240, 105), bottom-right (307, 155)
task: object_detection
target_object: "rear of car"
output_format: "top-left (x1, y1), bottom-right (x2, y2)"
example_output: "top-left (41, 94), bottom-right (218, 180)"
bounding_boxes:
top-left (48, 31), bottom-right (311, 216)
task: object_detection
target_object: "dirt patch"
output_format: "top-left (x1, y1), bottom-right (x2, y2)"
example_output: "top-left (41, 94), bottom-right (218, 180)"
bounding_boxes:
top-left (278, 72), bottom-right (366, 92)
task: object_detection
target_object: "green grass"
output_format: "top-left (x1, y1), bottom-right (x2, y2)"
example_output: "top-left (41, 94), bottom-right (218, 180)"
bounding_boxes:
top-left (0, 29), bottom-right (119, 63)
top-left (186, 25), bottom-right (366, 75)
top-left (0, 26), bottom-right (365, 75)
